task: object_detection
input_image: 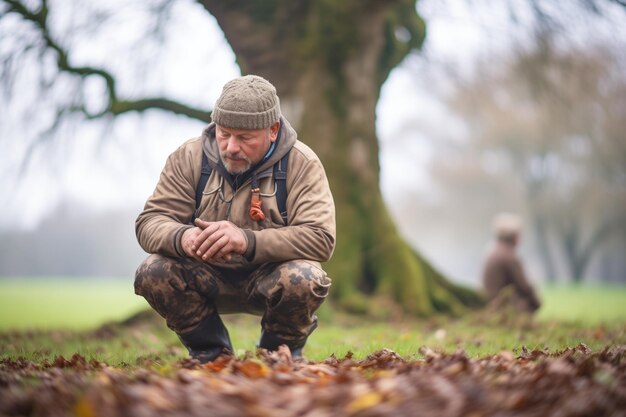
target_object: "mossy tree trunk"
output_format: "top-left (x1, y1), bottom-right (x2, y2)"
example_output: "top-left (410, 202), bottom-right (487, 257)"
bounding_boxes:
top-left (201, 0), bottom-right (482, 315)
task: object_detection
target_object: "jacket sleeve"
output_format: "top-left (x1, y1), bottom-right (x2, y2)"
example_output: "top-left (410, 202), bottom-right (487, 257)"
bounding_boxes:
top-left (249, 155), bottom-right (336, 264)
top-left (135, 144), bottom-right (198, 258)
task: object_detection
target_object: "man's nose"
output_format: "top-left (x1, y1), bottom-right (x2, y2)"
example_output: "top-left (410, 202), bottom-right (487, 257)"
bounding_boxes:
top-left (226, 138), bottom-right (240, 154)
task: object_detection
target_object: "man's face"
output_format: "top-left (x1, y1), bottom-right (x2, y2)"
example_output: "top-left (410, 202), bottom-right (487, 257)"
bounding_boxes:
top-left (216, 122), bottom-right (280, 174)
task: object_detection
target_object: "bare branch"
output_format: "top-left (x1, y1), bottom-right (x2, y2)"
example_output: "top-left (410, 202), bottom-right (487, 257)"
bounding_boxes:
top-left (607, 0), bottom-right (626, 8)
top-left (147, 0), bottom-right (175, 44)
top-left (108, 98), bottom-right (211, 121)
top-left (3, 0), bottom-right (212, 122)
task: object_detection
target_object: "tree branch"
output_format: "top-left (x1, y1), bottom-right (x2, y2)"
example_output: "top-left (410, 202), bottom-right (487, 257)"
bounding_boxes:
top-left (108, 98), bottom-right (211, 121)
top-left (577, 214), bottom-right (624, 268)
top-left (4, 0), bottom-right (212, 122)
top-left (607, 0), bottom-right (626, 8)
top-left (378, 0), bottom-right (426, 86)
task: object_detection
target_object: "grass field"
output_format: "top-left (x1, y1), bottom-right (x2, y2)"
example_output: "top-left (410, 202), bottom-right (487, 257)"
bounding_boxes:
top-left (1, 278), bottom-right (625, 363)
top-left (2, 278), bottom-right (625, 330)
top-left (0, 278), bottom-right (147, 330)
top-left (536, 284), bottom-right (626, 324)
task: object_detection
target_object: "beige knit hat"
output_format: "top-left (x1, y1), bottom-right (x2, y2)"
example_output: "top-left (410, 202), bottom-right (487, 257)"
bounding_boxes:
top-left (211, 75), bottom-right (281, 130)
top-left (493, 212), bottom-right (522, 241)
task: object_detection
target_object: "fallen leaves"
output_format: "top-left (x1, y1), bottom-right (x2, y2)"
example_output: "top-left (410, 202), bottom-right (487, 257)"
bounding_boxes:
top-left (344, 391), bottom-right (383, 414)
top-left (233, 359), bottom-right (271, 379)
top-left (1, 345), bottom-right (626, 417)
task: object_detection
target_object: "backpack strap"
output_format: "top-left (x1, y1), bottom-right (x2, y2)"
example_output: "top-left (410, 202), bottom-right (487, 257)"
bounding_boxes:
top-left (192, 152), bottom-right (212, 223)
top-left (273, 151), bottom-right (290, 224)
top-left (193, 150), bottom-right (289, 224)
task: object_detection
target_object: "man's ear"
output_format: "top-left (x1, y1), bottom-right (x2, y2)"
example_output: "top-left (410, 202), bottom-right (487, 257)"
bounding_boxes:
top-left (269, 121), bottom-right (280, 142)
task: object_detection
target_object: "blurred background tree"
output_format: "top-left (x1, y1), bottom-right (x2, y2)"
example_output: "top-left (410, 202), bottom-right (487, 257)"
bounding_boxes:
top-left (429, 37), bottom-right (626, 283)
top-left (388, 2), bottom-right (626, 286)
top-left (1, 0), bottom-right (624, 315)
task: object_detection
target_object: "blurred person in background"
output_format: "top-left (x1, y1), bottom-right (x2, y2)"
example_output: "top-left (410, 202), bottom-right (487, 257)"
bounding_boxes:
top-left (481, 213), bottom-right (541, 316)
top-left (134, 75), bottom-right (336, 363)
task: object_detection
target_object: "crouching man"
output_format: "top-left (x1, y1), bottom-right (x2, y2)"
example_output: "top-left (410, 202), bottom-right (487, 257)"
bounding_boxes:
top-left (134, 75), bottom-right (336, 362)
top-left (482, 213), bottom-right (541, 316)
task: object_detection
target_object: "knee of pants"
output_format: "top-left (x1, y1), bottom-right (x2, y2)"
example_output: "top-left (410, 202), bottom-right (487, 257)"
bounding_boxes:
top-left (273, 260), bottom-right (332, 303)
top-left (134, 254), bottom-right (187, 298)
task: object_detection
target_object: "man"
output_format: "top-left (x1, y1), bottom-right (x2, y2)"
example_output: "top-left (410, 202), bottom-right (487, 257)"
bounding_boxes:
top-left (481, 213), bottom-right (541, 315)
top-left (134, 75), bottom-right (336, 362)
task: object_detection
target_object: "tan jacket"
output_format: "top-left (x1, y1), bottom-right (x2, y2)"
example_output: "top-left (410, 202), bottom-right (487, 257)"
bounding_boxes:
top-left (136, 118), bottom-right (336, 267)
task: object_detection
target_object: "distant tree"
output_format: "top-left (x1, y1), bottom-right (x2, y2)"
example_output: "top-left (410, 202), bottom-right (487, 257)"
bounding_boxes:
top-left (431, 38), bottom-right (626, 283)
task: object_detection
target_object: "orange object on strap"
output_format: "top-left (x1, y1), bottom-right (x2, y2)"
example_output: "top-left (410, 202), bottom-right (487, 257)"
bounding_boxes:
top-left (249, 188), bottom-right (265, 221)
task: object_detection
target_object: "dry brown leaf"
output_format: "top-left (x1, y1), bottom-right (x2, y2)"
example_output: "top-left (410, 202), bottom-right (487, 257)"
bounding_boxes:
top-left (203, 355), bottom-right (233, 372)
top-left (234, 360), bottom-right (271, 379)
top-left (3, 342), bottom-right (626, 417)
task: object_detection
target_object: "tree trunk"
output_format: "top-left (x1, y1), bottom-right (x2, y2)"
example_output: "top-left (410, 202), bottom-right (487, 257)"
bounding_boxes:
top-left (201, 0), bottom-right (482, 315)
top-left (531, 213), bottom-right (558, 283)
top-left (560, 218), bottom-right (616, 284)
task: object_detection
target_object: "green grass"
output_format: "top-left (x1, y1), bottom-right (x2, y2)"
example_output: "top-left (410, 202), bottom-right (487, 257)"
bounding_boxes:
top-left (536, 284), bottom-right (626, 324)
top-left (0, 278), bottom-right (148, 330)
top-left (1, 278), bottom-right (625, 365)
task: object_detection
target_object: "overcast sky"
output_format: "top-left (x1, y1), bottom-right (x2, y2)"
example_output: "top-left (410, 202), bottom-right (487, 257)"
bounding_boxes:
top-left (1, 0), bottom-right (624, 231)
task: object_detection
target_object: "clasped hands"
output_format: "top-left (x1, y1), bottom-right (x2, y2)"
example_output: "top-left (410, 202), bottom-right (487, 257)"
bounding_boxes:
top-left (181, 219), bottom-right (247, 263)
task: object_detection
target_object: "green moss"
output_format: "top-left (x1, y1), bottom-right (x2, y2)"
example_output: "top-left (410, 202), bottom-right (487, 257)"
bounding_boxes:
top-left (294, 1), bottom-right (365, 117)
top-left (378, 0), bottom-right (427, 85)
top-left (365, 197), bottom-right (433, 315)
top-left (337, 292), bottom-right (371, 315)
top-left (425, 258), bottom-right (485, 309)
top-left (325, 203), bottom-right (365, 300)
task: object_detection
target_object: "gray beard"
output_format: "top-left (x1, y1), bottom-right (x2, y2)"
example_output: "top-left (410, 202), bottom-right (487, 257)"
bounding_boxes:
top-left (219, 153), bottom-right (251, 175)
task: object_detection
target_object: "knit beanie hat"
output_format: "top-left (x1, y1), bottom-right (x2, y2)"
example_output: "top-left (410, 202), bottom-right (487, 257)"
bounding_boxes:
top-left (493, 212), bottom-right (522, 241)
top-left (211, 75), bottom-right (281, 130)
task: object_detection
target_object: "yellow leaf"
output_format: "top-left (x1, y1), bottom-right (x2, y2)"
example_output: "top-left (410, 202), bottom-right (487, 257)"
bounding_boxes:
top-left (345, 392), bottom-right (383, 414)
top-left (74, 397), bottom-right (97, 417)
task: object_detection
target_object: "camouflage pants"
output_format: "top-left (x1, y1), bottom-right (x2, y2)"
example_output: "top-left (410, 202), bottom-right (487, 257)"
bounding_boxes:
top-left (134, 254), bottom-right (332, 343)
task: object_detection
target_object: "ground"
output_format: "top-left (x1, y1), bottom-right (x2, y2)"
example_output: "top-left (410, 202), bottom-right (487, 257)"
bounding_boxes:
top-left (1, 283), bottom-right (626, 416)
top-left (1, 309), bottom-right (626, 417)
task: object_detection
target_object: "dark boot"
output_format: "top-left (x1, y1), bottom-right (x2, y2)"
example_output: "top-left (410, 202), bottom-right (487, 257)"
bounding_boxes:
top-left (258, 330), bottom-right (307, 358)
top-left (178, 314), bottom-right (234, 363)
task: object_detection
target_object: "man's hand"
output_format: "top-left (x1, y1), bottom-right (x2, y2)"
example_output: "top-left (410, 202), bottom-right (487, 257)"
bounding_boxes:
top-left (187, 219), bottom-right (248, 263)
top-left (181, 227), bottom-right (205, 261)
